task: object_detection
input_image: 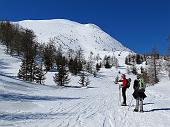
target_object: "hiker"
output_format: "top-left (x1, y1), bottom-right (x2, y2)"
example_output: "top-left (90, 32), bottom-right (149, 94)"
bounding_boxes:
top-left (118, 74), bottom-right (127, 106)
top-left (133, 75), bottom-right (147, 112)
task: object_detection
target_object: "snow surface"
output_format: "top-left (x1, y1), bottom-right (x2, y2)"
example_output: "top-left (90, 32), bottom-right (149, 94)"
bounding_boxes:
top-left (0, 44), bottom-right (170, 127)
top-left (15, 19), bottom-right (130, 56)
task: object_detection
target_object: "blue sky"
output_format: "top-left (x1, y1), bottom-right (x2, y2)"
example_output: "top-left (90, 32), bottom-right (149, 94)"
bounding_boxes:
top-left (0, 0), bottom-right (169, 54)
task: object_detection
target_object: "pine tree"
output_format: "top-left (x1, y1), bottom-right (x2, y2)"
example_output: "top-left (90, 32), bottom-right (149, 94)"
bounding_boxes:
top-left (73, 57), bottom-right (78, 75)
top-left (147, 49), bottom-right (160, 85)
top-left (42, 41), bottom-right (56, 71)
top-left (68, 57), bottom-right (74, 74)
top-left (18, 59), bottom-right (29, 81)
top-left (18, 29), bottom-right (37, 82)
top-left (79, 71), bottom-right (86, 87)
top-left (34, 62), bottom-right (46, 84)
top-left (96, 63), bottom-right (101, 72)
top-left (18, 56), bottom-right (37, 82)
top-left (86, 52), bottom-right (95, 73)
top-left (136, 54), bottom-right (141, 64)
top-left (125, 57), bottom-right (129, 65)
top-left (105, 57), bottom-right (111, 69)
top-left (85, 76), bottom-right (90, 86)
top-left (53, 65), bottom-right (70, 86)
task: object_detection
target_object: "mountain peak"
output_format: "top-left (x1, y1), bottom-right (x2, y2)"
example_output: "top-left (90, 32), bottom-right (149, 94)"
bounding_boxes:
top-left (16, 19), bottom-right (130, 55)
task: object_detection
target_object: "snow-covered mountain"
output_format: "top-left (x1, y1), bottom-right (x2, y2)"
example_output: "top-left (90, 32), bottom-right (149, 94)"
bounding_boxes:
top-left (1, 19), bottom-right (169, 127)
top-left (16, 19), bottom-right (130, 55)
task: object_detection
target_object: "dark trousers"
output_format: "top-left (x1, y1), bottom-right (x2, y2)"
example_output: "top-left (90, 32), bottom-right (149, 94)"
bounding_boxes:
top-left (122, 87), bottom-right (127, 104)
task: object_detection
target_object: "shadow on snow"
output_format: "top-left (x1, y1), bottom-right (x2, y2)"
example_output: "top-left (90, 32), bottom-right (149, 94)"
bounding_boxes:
top-left (0, 92), bottom-right (83, 102)
top-left (65, 85), bottom-right (97, 89)
top-left (0, 112), bottom-right (74, 121)
top-left (145, 108), bottom-right (170, 112)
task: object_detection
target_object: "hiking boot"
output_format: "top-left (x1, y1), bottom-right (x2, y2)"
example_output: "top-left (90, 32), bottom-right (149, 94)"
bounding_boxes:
top-left (121, 103), bottom-right (127, 106)
top-left (134, 109), bottom-right (138, 112)
top-left (139, 110), bottom-right (144, 113)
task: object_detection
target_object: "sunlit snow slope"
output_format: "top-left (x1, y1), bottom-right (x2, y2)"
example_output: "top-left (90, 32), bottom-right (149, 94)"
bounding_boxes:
top-left (16, 19), bottom-right (130, 55)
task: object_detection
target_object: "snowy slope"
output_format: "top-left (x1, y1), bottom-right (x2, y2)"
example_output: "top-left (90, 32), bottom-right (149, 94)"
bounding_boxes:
top-left (0, 45), bottom-right (21, 77)
top-left (0, 19), bottom-right (170, 127)
top-left (16, 19), bottom-right (130, 55)
top-left (0, 67), bottom-right (170, 127)
top-left (0, 43), bottom-right (170, 127)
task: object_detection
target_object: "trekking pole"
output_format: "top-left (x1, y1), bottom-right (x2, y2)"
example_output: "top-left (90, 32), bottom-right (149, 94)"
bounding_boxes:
top-left (119, 84), bottom-right (121, 105)
top-left (128, 96), bottom-right (134, 111)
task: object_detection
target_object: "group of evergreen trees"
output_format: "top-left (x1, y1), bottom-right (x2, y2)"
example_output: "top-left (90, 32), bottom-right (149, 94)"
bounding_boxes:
top-left (4, 20), bottom-right (169, 87)
top-left (103, 55), bottom-right (119, 69)
top-left (0, 21), bottom-right (120, 87)
top-left (0, 21), bottom-right (46, 84)
top-left (0, 21), bottom-right (36, 55)
top-left (125, 54), bottom-right (146, 65)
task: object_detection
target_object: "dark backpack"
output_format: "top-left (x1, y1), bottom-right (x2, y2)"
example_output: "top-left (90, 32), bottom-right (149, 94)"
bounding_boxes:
top-left (126, 78), bottom-right (131, 88)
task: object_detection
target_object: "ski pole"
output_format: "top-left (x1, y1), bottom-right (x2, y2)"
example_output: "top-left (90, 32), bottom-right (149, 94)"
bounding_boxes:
top-left (119, 84), bottom-right (121, 105)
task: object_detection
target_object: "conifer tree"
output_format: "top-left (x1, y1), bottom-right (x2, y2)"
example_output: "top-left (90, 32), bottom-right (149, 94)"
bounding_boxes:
top-left (96, 63), bottom-right (101, 72)
top-left (86, 52), bottom-right (95, 73)
top-left (18, 59), bottom-right (29, 81)
top-left (53, 65), bottom-right (70, 86)
top-left (42, 41), bottom-right (56, 71)
top-left (79, 71), bottom-right (86, 87)
top-left (105, 57), bottom-right (111, 68)
top-left (85, 76), bottom-right (90, 86)
top-left (34, 62), bottom-right (46, 84)
top-left (147, 49), bottom-right (160, 84)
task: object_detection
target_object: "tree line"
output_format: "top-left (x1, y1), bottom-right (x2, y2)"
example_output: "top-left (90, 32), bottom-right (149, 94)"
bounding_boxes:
top-left (0, 21), bottom-right (119, 87)
top-left (125, 45), bottom-right (170, 85)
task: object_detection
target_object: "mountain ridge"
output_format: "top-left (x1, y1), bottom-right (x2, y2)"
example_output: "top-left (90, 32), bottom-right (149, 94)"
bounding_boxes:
top-left (15, 19), bottom-right (131, 56)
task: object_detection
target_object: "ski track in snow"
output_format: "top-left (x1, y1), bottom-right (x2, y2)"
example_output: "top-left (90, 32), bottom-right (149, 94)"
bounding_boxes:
top-left (0, 68), bottom-right (170, 127)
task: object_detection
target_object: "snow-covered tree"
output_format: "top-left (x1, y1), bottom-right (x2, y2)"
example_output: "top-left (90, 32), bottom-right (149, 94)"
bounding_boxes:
top-left (86, 52), bottom-right (95, 73)
top-left (96, 53), bottom-right (101, 62)
top-left (79, 70), bottom-right (90, 87)
top-left (79, 72), bottom-right (86, 87)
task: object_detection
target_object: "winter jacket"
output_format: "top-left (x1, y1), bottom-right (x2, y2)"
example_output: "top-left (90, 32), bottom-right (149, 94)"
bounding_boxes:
top-left (119, 79), bottom-right (127, 88)
top-left (133, 79), bottom-right (147, 99)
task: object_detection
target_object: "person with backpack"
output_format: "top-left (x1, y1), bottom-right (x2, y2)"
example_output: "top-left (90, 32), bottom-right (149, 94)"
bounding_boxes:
top-left (133, 75), bottom-right (147, 112)
top-left (118, 74), bottom-right (127, 106)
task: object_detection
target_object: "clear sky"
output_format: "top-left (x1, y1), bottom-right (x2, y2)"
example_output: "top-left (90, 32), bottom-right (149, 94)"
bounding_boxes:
top-left (0, 0), bottom-right (169, 54)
